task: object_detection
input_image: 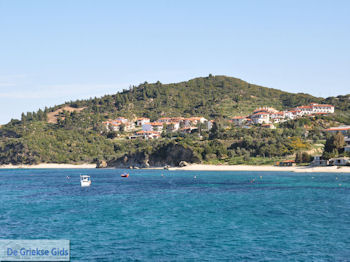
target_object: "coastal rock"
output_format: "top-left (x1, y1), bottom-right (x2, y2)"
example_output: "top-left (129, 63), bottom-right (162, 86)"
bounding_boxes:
top-left (96, 160), bottom-right (108, 168)
top-left (179, 161), bottom-right (189, 167)
top-left (107, 143), bottom-right (200, 168)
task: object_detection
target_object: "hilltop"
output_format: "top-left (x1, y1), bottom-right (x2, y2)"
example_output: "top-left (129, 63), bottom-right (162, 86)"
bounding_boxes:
top-left (52, 75), bottom-right (324, 120)
top-left (0, 75), bottom-right (349, 166)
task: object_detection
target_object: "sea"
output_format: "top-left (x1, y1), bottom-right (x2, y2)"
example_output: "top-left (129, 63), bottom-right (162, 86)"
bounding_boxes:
top-left (0, 169), bottom-right (349, 261)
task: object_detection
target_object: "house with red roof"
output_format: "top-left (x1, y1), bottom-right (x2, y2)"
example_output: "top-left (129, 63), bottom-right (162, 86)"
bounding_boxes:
top-left (142, 122), bottom-right (164, 132)
top-left (296, 103), bottom-right (335, 115)
top-left (231, 116), bottom-right (247, 126)
top-left (324, 126), bottom-right (350, 135)
top-left (166, 122), bottom-right (180, 132)
top-left (251, 112), bottom-right (270, 124)
top-left (135, 130), bottom-right (161, 139)
top-left (184, 117), bottom-right (207, 127)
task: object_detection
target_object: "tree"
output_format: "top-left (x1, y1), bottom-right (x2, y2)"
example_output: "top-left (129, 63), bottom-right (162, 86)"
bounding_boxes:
top-left (302, 152), bottom-right (312, 163)
top-left (209, 122), bottom-right (220, 139)
top-left (334, 132), bottom-right (345, 150)
top-left (295, 152), bottom-right (303, 163)
top-left (324, 132), bottom-right (345, 153)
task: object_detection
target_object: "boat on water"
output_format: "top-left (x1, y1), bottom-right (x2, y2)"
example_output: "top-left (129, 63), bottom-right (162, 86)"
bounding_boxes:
top-left (121, 173), bottom-right (129, 178)
top-left (80, 175), bottom-right (91, 187)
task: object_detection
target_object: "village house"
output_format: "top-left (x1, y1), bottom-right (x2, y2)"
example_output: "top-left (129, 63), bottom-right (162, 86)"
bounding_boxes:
top-left (124, 121), bottom-right (136, 132)
top-left (134, 130), bottom-right (161, 140)
top-left (170, 117), bottom-right (185, 122)
top-left (284, 110), bottom-right (303, 120)
top-left (250, 112), bottom-right (270, 124)
top-left (295, 105), bottom-right (313, 115)
top-left (103, 118), bottom-right (136, 132)
top-left (329, 157), bottom-right (350, 166)
top-left (231, 116), bottom-right (247, 126)
top-left (157, 117), bottom-right (172, 123)
top-left (324, 126), bottom-right (350, 135)
top-left (310, 156), bottom-right (328, 166)
top-left (180, 126), bottom-right (198, 134)
top-left (136, 118), bottom-right (150, 126)
top-left (142, 122), bottom-right (164, 132)
top-left (103, 120), bottom-right (121, 131)
top-left (309, 103), bottom-right (335, 114)
top-left (269, 112), bottom-right (285, 123)
top-left (344, 136), bottom-right (350, 152)
top-left (184, 117), bottom-right (207, 127)
top-left (296, 103), bottom-right (335, 115)
top-left (166, 122), bottom-right (180, 132)
top-left (277, 160), bottom-right (296, 166)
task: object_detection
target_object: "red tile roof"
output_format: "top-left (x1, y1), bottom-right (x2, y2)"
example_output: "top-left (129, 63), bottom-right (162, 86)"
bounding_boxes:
top-left (324, 127), bottom-right (350, 131)
top-left (136, 130), bottom-right (160, 134)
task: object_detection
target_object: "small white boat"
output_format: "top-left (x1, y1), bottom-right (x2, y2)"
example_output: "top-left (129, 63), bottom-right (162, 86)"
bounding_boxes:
top-left (80, 175), bottom-right (91, 187)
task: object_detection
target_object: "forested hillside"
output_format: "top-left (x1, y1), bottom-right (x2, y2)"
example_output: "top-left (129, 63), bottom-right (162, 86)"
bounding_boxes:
top-left (0, 75), bottom-right (349, 166)
top-left (61, 75), bottom-right (323, 120)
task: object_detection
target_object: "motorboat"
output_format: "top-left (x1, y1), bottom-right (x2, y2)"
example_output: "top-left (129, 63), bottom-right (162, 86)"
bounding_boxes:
top-left (121, 173), bottom-right (129, 178)
top-left (80, 175), bottom-right (91, 187)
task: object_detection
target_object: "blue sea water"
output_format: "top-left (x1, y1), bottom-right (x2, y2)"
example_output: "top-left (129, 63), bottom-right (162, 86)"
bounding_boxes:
top-left (0, 169), bottom-right (349, 261)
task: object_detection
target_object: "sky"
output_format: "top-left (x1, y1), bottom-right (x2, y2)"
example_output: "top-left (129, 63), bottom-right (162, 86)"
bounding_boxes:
top-left (0, 0), bottom-right (349, 124)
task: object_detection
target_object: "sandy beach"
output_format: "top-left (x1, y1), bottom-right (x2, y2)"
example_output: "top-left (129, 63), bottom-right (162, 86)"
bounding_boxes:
top-left (169, 164), bottom-right (350, 173)
top-left (1, 163), bottom-right (350, 173)
top-left (0, 163), bottom-right (96, 169)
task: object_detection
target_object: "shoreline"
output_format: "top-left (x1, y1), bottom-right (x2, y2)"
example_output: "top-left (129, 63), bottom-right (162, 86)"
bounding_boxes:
top-left (0, 163), bottom-right (349, 173)
top-left (169, 164), bottom-right (350, 173)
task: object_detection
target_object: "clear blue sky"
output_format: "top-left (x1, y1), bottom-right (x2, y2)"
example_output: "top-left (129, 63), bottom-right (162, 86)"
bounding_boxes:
top-left (0, 0), bottom-right (349, 124)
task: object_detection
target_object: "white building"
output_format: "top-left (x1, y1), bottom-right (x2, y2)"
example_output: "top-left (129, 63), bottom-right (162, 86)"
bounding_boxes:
top-left (103, 121), bottom-right (121, 131)
top-left (329, 157), bottom-right (350, 166)
top-left (310, 156), bottom-right (328, 166)
top-left (136, 118), bottom-right (150, 126)
top-left (309, 103), bottom-right (335, 114)
top-left (142, 122), bottom-right (163, 132)
top-left (135, 131), bottom-right (161, 139)
top-left (296, 103), bottom-right (335, 115)
top-left (251, 112), bottom-right (270, 124)
top-left (270, 112), bottom-right (285, 123)
top-left (124, 121), bottom-right (135, 132)
top-left (184, 117), bottom-right (207, 127)
top-left (166, 122), bottom-right (180, 132)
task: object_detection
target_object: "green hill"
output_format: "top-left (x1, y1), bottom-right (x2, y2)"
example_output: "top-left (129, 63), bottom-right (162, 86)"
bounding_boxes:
top-left (62, 75), bottom-right (323, 120)
top-left (0, 75), bottom-right (349, 166)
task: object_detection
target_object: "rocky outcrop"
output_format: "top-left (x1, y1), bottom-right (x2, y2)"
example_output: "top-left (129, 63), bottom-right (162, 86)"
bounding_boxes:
top-left (107, 143), bottom-right (200, 168)
top-left (179, 161), bottom-right (189, 167)
top-left (96, 160), bottom-right (107, 168)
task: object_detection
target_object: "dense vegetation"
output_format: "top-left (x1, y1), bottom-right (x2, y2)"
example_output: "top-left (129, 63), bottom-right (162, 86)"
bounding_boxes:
top-left (0, 75), bottom-right (349, 166)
